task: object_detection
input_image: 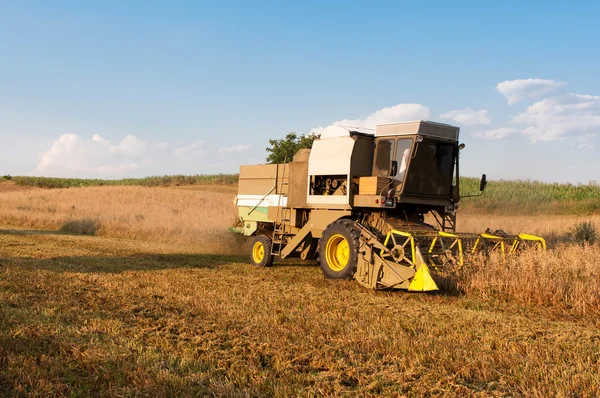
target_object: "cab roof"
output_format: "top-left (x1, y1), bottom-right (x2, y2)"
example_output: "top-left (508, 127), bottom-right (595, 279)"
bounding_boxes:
top-left (320, 121), bottom-right (460, 141)
top-left (375, 121), bottom-right (460, 141)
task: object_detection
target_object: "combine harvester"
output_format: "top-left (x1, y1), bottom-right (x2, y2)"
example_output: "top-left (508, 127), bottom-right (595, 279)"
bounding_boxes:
top-left (231, 121), bottom-right (545, 291)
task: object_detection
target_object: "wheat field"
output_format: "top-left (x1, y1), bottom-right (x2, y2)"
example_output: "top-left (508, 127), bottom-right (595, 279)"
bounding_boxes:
top-left (2, 181), bottom-right (596, 247)
top-left (1, 182), bottom-right (600, 396)
top-left (0, 183), bottom-right (243, 254)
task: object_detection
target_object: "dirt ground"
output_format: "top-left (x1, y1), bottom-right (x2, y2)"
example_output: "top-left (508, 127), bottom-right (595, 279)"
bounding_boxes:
top-left (1, 224), bottom-right (599, 396)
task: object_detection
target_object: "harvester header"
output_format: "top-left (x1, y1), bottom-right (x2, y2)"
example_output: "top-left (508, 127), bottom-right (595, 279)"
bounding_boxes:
top-left (231, 121), bottom-right (545, 291)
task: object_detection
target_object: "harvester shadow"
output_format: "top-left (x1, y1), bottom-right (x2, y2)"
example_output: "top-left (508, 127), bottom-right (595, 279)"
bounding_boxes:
top-left (0, 228), bottom-right (75, 237)
top-left (429, 278), bottom-right (461, 297)
top-left (272, 258), bottom-right (319, 267)
top-left (273, 259), bottom-right (462, 296)
top-left (2, 253), bottom-right (464, 296)
top-left (1, 253), bottom-right (248, 274)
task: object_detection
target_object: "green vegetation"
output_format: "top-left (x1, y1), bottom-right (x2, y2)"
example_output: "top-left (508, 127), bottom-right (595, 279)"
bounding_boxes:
top-left (266, 132), bottom-right (319, 164)
top-left (4, 174), bottom-right (238, 189)
top-left (460, 176), bottom-right (600, 214)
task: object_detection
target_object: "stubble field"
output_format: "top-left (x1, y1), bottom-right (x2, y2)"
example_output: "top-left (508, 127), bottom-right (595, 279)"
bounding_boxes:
top-left (1, 181), bottom-right (599, 396)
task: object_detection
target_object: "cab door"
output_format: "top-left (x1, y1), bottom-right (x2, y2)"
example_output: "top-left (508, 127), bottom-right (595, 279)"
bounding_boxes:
top-left (372, 137), bottom-right (414, 181)
top-left (372, 138), bottom-right (394, 178)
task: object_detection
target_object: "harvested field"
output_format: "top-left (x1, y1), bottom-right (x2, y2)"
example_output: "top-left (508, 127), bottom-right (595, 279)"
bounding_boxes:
top-left (1, 226), bottom-right (600, 396)
top-left (1, 183), bottom-right (600, 396)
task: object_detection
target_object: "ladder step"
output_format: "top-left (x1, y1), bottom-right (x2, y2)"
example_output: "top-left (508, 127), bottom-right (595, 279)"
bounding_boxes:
top-left (273, 197), bottom-right (291, 251)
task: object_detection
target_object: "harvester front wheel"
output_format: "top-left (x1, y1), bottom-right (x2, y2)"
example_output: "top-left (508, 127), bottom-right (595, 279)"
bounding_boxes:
top-left (319, 220), bottom-right (360, 279)
top-left (250, 235), bottom-right (274, 267)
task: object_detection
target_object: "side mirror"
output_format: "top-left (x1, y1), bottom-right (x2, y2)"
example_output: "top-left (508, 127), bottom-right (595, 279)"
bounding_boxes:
top-left (479, 174), bottom-right (487, 192)
top-left (390, 160), bottom-right (398, 177)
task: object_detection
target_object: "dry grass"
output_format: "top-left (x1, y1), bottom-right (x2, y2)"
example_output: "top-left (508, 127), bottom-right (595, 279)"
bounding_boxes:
top-left (458, 213), bottom-right (600, 236)
top-left (2, 182), bottom-right (594, 251)
top-left (455, 247), bottom-right (600, 316)
top-left (0, 181), bottom-right (34, 193)
top-left (2, 183), bottom-right (600, 395)
top-left (0, 184), bottom-right (242, 254)
top-left (1, 227), bottom-right (600, 396)
top-left (439, 214), bottom-right (600, 316)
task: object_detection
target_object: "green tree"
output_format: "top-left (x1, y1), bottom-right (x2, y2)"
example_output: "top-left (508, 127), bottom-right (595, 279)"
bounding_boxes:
top-left (265, 132), bottom-right (319, 163)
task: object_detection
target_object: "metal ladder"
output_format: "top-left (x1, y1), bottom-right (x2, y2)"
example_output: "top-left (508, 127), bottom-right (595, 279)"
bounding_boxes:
top-left (271, 159), bottom-right (290, 257)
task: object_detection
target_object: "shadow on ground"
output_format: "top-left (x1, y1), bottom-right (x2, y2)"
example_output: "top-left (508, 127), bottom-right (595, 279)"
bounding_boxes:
top-left (0, 254), bottom-right (322, 275)
top-left (0, 227), bottom-right (458, 295)
top-left (0, 228), bottom-right (77, 236)
top-left (0, 253), bottom-right (250, 274)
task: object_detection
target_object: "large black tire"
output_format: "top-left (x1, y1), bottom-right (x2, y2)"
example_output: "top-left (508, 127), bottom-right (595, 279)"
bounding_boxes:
top-left (318, 219), bottom-right (360, 279)
top-left (249, 235), bottom-right (275, 267)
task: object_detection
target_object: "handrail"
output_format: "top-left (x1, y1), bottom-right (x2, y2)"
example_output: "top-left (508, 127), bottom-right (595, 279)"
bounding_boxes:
top-left (248, 186), bottom-right (275, 215)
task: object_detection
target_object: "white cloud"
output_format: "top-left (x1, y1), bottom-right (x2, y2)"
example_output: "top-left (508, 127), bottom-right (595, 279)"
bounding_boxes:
top-left (218, 144), bottom-right (252, 153)
top-left (32, 132), bottom-right (260, 177)
top-left (92, 134), bottom-right (110, 145)
top-left (512, 93), bottom-right (600, 142)
top-left (440, 108), bottom-right (491, 125)
top-left (496, 78), bottom-right (566, 104)
top-left (173, 140), bottom-right (205, 160)
top-left (575, 133), bottom-right (596, 150)
top-left (109, 134), bottom-right (145, 156)
top-left (310, 126), bottom-right (326, 136)
top-left (91, 133), bottom-right (145, 156)
top-left (332, 103), bottom-right (430, 130)
top-left (473, 127), bottom-right (517, 140)
top-left (34, 135), bottom-right (208, 177)
top-left (97, 163), bottom-right (139, 173)
top-left (34, 134), bottom-right (144, 177)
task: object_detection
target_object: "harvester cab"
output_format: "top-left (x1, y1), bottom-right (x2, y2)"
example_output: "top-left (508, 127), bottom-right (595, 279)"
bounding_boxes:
top-left (232, 121), bottom-right (545, 291)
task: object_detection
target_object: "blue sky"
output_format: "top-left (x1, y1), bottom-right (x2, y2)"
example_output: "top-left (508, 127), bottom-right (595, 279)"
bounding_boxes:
top-left (1, 1), bottom-right (599, 183)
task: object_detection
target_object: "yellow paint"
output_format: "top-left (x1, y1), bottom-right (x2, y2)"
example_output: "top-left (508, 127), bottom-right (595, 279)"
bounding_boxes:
top-left (382, 230), bottom-right (416, 266)
top-left (472, 233), bottom-right (505, 253)
top-left (429, 231), bottom-right (464, 266)
top-left (252, 241), bottom-right (265, 263)
top-left (408, 263), bottom-right (438, 291)
top-left (325, 233), bottom-right (350, 271)
top-left (518, 233), bottom-right (547, 251)
top-left (509, 237), bottom-right (520, 254)
top-left (428, 236), bottom-right (438, 253)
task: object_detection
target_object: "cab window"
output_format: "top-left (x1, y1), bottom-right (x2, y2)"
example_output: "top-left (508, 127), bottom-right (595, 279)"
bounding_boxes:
top-left (394, 138), bottom-right (412, 181)
top-left (374, 139), bottom-right (393, 177)
top-left (404, 139), bottom-right (455, 197)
